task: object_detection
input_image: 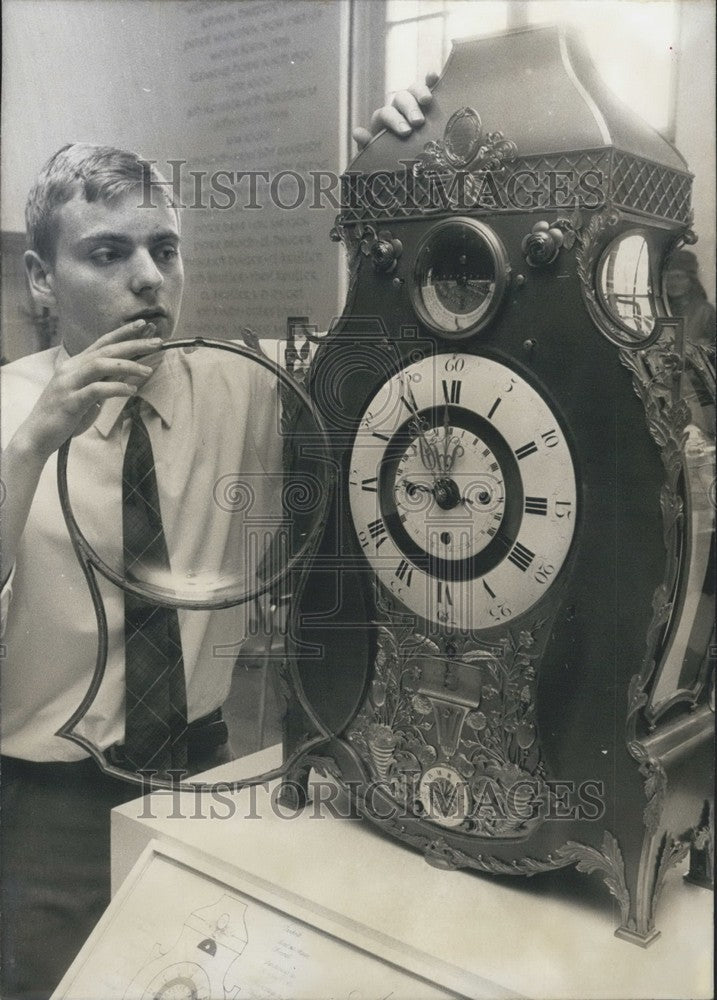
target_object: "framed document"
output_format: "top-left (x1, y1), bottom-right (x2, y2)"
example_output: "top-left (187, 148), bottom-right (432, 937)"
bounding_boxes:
top-left (52, 839), bottom-right (504, 1000)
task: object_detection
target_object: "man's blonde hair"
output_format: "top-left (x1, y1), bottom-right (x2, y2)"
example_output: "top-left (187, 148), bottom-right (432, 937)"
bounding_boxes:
top-left (25, 143), bottom-right (173, 262)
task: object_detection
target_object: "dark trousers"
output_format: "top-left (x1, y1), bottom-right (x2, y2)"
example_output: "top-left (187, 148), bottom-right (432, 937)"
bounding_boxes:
top-left (0, 726), bottom-right (231, 1000)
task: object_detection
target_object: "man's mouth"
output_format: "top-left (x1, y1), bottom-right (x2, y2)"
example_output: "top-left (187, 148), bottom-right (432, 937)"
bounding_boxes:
top-left (127, 308), bottom-right (168, 322)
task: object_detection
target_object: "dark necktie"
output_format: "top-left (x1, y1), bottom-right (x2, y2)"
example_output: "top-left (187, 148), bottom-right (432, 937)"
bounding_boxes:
top-left (122, 396), bottom-right (188, 773)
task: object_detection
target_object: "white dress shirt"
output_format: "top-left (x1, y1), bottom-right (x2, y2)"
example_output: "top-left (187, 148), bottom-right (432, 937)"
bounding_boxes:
top-left (1, 343), bottom-right (284, 761)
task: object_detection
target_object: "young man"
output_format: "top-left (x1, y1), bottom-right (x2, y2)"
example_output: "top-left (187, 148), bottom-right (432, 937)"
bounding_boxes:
top-left (1, 143), bottom-right (286, 999)
top-left (0, 86), bottom-right (433, 998)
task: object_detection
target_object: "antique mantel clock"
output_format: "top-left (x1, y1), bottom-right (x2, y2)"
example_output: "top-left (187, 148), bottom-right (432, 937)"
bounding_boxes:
top-left (282, 25), bottom-right (714, 944)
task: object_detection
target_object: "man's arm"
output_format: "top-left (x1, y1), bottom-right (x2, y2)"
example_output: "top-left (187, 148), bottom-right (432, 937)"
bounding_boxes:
top-left (0, 321), bottom-right (161, 588)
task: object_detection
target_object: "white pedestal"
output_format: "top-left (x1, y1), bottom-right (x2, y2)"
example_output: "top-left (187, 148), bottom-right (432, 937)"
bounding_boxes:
top-left (112, 746), bottom-right (713, 1000)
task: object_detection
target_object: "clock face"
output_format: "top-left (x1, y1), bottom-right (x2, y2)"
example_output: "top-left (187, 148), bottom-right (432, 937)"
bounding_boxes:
top-left (418, 765), bottom-right (471, 828)
top-left (348, 353), bottom-right (577, 631)
top-left (411, 219), bottom-right (509, 338)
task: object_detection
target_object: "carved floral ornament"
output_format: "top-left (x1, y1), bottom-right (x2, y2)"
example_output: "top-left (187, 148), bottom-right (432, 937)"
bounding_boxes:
top-left (620, 337), bottom-right (700, 739)
top-left (414, 107), bottom-right (518, 177)
top-left (521, 211), bottom-right (582, 267)
top-left (347, 616), bottom-right (549, 838)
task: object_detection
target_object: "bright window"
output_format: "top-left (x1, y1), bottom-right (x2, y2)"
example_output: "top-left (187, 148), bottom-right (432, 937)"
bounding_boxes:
top-left (385, 0), bottom-right (679, 136)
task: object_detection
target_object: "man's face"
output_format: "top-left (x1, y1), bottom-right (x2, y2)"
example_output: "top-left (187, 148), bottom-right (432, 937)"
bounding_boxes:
top-left (46, 189), bottom-right (184, 355)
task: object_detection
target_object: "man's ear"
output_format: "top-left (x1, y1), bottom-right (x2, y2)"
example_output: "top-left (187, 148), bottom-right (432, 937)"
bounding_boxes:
top-left (24, 250), bottom-right (57, 311)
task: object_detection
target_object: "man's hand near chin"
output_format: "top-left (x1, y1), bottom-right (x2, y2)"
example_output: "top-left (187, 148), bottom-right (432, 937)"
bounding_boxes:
top-left (31, 320), bottom-right (163, 456)
top-left (0, 319), bottom-right (163, 587)
top-left (353, 72), bottom-right (439, 150)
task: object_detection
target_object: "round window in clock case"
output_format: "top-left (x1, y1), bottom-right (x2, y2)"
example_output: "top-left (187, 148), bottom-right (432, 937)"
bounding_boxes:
top-left (597, 231), bottom-right (657, 343)
top-left (411, 218), bottom-right (510, 339)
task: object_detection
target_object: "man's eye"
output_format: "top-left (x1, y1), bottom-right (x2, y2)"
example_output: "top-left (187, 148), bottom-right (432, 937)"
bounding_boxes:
top-left (155, 244), bottom-right (179, 263)
top-left (90, 248), bottom-right (122, 264)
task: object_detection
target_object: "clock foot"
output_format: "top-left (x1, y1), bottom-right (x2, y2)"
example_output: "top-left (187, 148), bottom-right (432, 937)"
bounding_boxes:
top-left (277, 765), bottom-right (311, 811)
top-left (618, 831), bottom-right (692, 947)
top-left (424, 853), bottom-right (461, 872)
top-left (614, 926), bottom-right (661, 948)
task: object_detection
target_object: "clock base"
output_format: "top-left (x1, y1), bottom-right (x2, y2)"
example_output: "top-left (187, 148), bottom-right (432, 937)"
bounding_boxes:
top-left (614, 926), bottom-right (661, 948)
top-left (278, 713), bottom-right (714, 947)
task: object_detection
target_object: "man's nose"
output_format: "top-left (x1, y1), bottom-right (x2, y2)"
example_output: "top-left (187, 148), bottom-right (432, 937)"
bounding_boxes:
top-left (129, 248), bottom-right (163, 294)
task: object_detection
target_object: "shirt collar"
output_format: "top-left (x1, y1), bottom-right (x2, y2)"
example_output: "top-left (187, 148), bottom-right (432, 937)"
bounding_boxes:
top-left (55, 344), bottom-right (178, 437)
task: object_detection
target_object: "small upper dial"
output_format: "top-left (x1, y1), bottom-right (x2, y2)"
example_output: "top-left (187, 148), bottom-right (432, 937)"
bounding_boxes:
top-left (412, 219), bottom-right (509, 338)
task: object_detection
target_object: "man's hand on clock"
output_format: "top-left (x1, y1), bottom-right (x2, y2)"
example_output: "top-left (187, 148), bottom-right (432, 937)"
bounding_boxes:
top-left (353, 72), bottom-right (438, 149)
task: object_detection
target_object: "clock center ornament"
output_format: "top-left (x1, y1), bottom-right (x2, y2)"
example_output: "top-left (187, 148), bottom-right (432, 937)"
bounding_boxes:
top-left (283, 27), bottom-right (714, 944)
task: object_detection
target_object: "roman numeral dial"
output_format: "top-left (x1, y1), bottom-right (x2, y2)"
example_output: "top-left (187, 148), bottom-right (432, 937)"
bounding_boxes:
top-left (348, 353), bottom-right (577, 631)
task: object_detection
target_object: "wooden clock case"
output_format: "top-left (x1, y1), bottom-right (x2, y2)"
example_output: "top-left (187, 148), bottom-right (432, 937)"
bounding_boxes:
top-left (280, 26), bottom-right (714, 944)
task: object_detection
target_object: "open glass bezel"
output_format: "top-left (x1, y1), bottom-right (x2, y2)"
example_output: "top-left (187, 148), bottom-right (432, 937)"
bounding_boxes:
top-left (55, 337), bottom-right (336, 791)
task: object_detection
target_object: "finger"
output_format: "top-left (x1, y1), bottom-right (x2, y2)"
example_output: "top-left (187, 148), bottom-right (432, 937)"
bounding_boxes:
top-left (392, 90), bottom-right (425, 126)
top-left (133, 348), bottom-right (164, 370)
top-left (122, 350), bottom-right (165, 388)
top-left (69, 356), bottom-right (156, 387)
top-left (370, 105), bottom-right (412, 137)
top-left (86, 319), bottom-right (156, 353)
top-left (352, 125), bottom-right (373, 149)
top-left (96, 336), bottom-right (164, 361)
top-left (407, 81), bottom-right (434, 109)
top-left (75, 382), bottom-right (138, 407)
top-left (425, 71), bottom-right (439, 88)
top-left (71, 383), bottom-right (138, 437)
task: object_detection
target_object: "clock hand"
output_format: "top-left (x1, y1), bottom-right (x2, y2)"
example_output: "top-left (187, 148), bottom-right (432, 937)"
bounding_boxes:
top-left (399, 478), bottom-right (435, 498)
top-left (444, 439), bottom-right (464, 473)
top-left (415, 427), bottom-right (439, 473)
top-left (401, 381), bottom-right (440, 473)
top-left (458, 487), bottom-right (492, 507)
top-left (439, 410), bottom-right (465, 474)
top-left (443, 403), bottom-right (450, 469)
